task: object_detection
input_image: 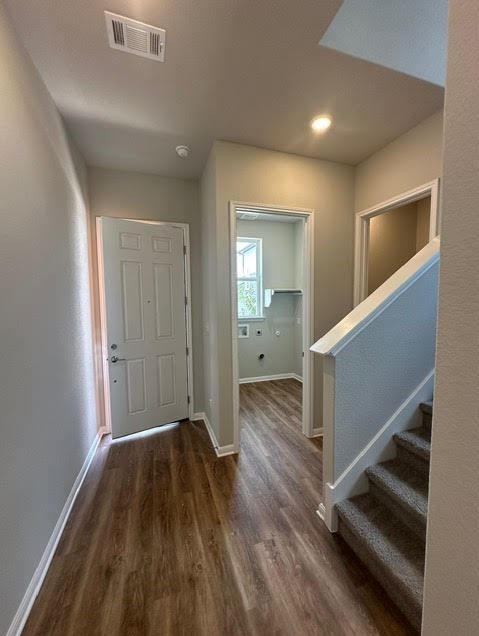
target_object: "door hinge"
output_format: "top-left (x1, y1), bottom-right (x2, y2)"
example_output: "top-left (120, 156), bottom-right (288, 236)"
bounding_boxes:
top-left (187, 395), bottom-right (191, 404)
top-left (183, 245), bottom-right (187, 255)
top-left (185, 296), bottom-right (188, 306)
top-left (186, 346), bottom-right (189, 356)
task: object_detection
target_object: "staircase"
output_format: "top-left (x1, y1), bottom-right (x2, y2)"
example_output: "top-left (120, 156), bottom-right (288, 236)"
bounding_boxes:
top-left (336, 401), bottom-right (433, 631)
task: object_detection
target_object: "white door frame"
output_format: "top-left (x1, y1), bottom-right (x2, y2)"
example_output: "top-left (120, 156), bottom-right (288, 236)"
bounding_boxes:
top-left (96, 217), bottom-right (195, 434)
top-left (229, 201), bottom-right (316, 448)
top-left (354, 179), bottom-right (440, 306)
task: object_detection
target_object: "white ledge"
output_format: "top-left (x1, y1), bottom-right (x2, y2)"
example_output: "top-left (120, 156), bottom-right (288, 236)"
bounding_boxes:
top-left (311, 237), bottom-right (440, 357)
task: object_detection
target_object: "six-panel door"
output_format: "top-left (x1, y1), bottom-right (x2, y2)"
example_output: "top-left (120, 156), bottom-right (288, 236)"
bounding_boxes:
top-left (101, 218), bottom-right (189, 438)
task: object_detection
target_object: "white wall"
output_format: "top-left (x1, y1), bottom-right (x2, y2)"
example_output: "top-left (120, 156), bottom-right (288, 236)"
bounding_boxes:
top-left (201, 141), bottom-right (355, 446)
top-left (422, 2), bottom-right (479, 633)
top-left (237, 219), bottom-right (302, 380)
top-left (87, 167), bottom-right (204, 414)
top-left (355, 110), bottom-right (444, 212)
top-left (0, 4), bottom-right (98, 633)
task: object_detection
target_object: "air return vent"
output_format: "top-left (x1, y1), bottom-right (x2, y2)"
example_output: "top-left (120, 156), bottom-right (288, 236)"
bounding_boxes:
top-left (105, 11), bottom-right (166, 62)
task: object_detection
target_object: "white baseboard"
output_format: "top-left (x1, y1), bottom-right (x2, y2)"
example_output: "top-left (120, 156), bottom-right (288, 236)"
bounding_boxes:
top-left (317, 503), bottom-right (326, 521)
top-left (191, 412), bottom-right (238, 457)
top-left (321, 369), bottom-right (435, 534)
top-left (216, 444), bottom-right (237, 457)
top-left (7, 429), bottom-right (104, 636)
top-left (239, 372), bottom-right (303, 384)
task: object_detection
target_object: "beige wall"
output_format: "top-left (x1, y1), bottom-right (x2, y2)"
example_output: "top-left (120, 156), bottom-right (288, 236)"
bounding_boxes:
top-left (416, 196), bottom-right (431, 250)
top-left (422, 2), bottom-right (479, 633)
top-left (0, 4), bottom-right (98, 633)
top-left (355, 110), bottom-right (444, 212)
top-left (202, 141), bottom-right (355, 446)
top-left (368, 199), bottom-right (430, 294)
top-left (87, 167), bottom-right (204, 415)
top-left (368, 203), bottom-right (418, 294)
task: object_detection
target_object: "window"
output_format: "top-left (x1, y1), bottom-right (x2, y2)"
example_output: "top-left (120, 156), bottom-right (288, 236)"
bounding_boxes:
top-left (236, 237), bottom-right (263, 319)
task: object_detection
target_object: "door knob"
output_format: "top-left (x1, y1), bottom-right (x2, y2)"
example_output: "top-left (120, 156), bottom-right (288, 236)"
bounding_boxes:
top-left (110, 355), bottom-right (126, 363)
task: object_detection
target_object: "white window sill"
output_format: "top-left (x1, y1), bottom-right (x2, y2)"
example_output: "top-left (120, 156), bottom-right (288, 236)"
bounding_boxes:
top-left (237, 316), bottom-right (266, 322)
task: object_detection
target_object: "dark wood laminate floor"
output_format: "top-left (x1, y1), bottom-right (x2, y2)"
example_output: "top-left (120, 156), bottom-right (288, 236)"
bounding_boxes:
top-left (23, 379), bottom-right (413, 635)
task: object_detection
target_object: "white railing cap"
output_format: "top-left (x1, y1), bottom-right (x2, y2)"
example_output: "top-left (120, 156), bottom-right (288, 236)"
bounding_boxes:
top-left (311, 237), bottom-right (440, 357)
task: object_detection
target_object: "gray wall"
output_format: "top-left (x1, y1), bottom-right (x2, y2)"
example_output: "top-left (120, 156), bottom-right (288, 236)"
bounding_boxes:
top-left (237, 219), bottom-right (302, 380)
top-left (355, 109), bottom-right (444, 212)
top-left (200, 148), bottom-right (220, 437)
top-left (201, 141), bottom-right (356, 446)
top-left (0, 4), bottom-right (98, 633)
top-left (87, 167), bottom-right (204, 414)
top-left (422, 2), bottom-right (479, 632)
top-left (334, 262), bottom-right (438, 479)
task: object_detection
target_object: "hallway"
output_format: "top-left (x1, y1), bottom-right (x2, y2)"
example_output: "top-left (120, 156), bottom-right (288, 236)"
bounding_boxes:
top-left (24, 381), bottom-right (412, 635)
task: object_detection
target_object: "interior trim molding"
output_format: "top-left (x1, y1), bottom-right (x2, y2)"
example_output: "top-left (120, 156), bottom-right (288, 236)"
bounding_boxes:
top-left (7, 429), bottom-right (104, 636)
top-left (313, 238), bottom-right (440, 357)
top-left (353, 179), bottom-right (440, 307)
top-left (317, 503), bottom-right (326, 521)
top-left (239, 372), bottom-right (303, 384)
top-left (191, 412), bottom-right (238, 457)
top-left (230, 201), bottom-right (316, 446)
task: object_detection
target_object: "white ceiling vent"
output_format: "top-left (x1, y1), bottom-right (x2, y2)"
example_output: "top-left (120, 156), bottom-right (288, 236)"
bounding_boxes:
top-left (104, 11), bottom-right (166, 62)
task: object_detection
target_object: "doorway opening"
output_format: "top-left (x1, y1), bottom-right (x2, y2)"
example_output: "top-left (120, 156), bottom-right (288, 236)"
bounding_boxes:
top-left (230, 203), bottom-right (316, 450)
top-left (354, 179), bottom-right (440, 304)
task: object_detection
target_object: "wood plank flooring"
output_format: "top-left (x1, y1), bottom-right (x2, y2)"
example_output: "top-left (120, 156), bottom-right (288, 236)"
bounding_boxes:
top-left (23, 379), bottom-right (413, 635)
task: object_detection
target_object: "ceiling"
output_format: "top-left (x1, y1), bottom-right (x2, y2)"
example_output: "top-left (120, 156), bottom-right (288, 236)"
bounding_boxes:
top-left (321, 0), bottom-right (448, 86)
top-left (4, 0), bottom-right (444, 179)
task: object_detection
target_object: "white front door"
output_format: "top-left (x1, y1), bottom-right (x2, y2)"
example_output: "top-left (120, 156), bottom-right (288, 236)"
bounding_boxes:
top-left (101, 218), bottom-right (189, 438)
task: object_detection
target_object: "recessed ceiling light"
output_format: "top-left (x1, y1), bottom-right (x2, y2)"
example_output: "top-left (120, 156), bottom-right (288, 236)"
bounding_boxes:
top-left (311, 116), bottom-right (332, 133)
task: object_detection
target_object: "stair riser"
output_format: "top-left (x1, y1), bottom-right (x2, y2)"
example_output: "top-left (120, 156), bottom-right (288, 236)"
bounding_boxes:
top-left (396, 445), bottom-right (430, 477)
top-left (337, 518), bottom-right (422, 631)
top-left (369, 482), bottom-right (426, 543)
top-left (421, 412), bottom-right (432, 431)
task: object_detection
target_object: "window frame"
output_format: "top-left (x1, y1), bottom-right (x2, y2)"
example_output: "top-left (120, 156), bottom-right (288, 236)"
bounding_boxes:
top-left (236, 236), bottom-right (264, 320)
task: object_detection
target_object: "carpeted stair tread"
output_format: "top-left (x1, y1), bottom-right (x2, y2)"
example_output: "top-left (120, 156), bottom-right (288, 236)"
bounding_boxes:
top-left (336, 493), bottom-right (424, 629)
top-left (394, 427), bottom-right (431, 462)
top-left (419, 401), bottom-right (433, 415)
top-left (366, 460), bottom-right (428, 537)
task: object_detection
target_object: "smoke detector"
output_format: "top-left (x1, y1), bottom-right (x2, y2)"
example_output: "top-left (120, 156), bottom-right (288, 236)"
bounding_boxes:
top-left (105, 11), bottom-right (166, 62)
top-left (175, 145), bottom-right (191, 159)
